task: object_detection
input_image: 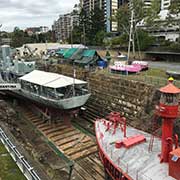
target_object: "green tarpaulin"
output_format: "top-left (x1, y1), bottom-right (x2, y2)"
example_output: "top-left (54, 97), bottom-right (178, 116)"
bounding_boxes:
top-left (82, 50), bottom-right (96, 57)
top-left (56, 49), bottom-right (67, 55)
top-left (63, 48), bottom-right (78, 59)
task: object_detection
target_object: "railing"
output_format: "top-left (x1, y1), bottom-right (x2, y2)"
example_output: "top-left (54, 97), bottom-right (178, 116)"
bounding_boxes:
top-left (0, 128), bottom-right (41, 180)
top-left (101, 136), bottom-right (153, 180)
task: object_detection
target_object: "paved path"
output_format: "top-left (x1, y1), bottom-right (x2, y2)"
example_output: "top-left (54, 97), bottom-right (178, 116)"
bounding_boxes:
top-left (148, 61), bottom-right (180, 71)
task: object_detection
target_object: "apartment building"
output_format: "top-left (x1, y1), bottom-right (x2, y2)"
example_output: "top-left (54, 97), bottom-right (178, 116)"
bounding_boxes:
top-left (52, 12), bottom-right (79, 42)
top-left (161, 0), bottom-right (171, 10)
top-left (151, 0), bottom-right (180, 41)
top-left (81, 0), bottom-right (121, 33)
top-left (81, 0), bottom-right (105, 12)
top-left (25, 26), bottom-right (49, 36)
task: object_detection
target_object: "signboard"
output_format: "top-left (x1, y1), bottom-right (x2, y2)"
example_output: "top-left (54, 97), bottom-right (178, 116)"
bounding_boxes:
top-left (0, 83), bottom-right (21, 90)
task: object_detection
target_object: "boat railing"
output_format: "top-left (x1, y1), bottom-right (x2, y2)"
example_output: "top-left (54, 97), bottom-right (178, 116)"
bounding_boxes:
top-left (21, 87), bottom-right (89, 101)
top-left (103, 141), bottom-right (153, 180)
top-left (21, 88), bottom-right (63, 100)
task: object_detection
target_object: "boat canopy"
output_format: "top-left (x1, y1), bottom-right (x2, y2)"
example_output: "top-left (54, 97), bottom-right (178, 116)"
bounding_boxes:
top-left (19, 70), bottom-right (87, 88)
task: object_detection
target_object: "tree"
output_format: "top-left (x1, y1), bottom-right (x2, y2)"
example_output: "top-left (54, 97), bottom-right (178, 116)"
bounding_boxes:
top-left (168, 0), bottom-right (180, 42)
top-left (145, 0), bottom-right (161, 27)
top-left (115, 0), bottom-right (160, 53)
top-left (115, 3), bottom-right (130, 34)
top-left (88, 7), bottom-right (106, 45)
top-left (71, 7), bottom-right (106, 45)
top-left (11, 27), bottom-right (26, 47)
top-left (135, 29), bottom-right (155, 51)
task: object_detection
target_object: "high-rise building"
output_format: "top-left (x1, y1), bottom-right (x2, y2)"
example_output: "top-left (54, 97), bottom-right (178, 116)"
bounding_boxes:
top-left (52, 12), bottom-right (79, 42)
top-left (81, 0), bottom-right (121, 33)
top-left (161, 0), bottom-right (171, 10)
top-left (82, 0), bottom-right (104, 13)
top-left (106, 0), bottom-right (119, 32)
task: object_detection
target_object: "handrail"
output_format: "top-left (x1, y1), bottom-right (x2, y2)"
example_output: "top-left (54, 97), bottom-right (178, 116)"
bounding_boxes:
top-left (0, 128), bottom-right (41, 180)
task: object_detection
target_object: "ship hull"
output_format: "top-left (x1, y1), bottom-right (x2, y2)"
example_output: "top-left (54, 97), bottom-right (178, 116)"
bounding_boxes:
top-left (95, 121), bottom-right (131, 180)
top-left (10, 89), bottom-right (91, 110)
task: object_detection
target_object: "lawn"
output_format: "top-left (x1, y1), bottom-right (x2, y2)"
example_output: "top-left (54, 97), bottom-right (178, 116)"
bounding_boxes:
top-left (140, 68), bottom-right (168, 79)
top-left (0, 142), bottom-right (26, 180)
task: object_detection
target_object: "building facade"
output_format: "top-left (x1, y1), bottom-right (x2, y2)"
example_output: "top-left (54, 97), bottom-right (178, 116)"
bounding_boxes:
top-left (161, 0), bottom-right (171, 10)
top-left (52, 12), bottom-right (79, 42)
top-left (81, 0), bottom-right (122, 33)
top-left (25, 26), bottom-right (49, 36)
top-left (152, 0), bottom-right (180, 41)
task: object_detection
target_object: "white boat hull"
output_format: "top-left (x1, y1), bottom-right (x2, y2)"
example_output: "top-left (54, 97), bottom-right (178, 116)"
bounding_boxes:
top-left (14, 89), bottom-right (91, 110)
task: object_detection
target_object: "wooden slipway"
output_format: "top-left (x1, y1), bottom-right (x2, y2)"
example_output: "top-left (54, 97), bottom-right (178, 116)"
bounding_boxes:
top-left (21, 108), bottom-right (105, 180)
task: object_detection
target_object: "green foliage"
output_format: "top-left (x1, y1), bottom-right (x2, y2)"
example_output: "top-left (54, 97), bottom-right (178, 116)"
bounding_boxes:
top-left (145, 0), bottom-right (161, 27)
top-left (111, 34), bottom-right (129, 47)
top-left (0, 143), bottom-right (26, 180)
top-left (169, 0), bottom-right (180, 15)
top-left (105, 51), bottom-right (111, 61)
top-left (71, 7), bottom-right (106, 45)
top-left (115, 3), bottom-right (130, 34)
top-left (110, 30), bottom-right (155, 50)
top-left (94, 30), bottom-right (106, 46)
top-left (169, 42), bottom-right (180, 52)
top-left (115, 0), bottom-right (145, 34)
top-left (11, 27), bottom-right (26, 47)
top-left (131, 0), bottom-right (145, 24)
top-left (135, 30), bottom-right (155, 51)
top-left (10, 27), bottom-right (54, 48)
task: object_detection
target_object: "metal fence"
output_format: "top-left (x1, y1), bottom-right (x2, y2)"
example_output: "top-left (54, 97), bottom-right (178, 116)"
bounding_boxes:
top-left (0, 128), bottom-right (41, 180)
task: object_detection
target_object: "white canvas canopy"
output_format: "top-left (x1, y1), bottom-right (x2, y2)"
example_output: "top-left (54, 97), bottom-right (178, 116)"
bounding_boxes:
top-left (19, 70), bottom-right (87, 88)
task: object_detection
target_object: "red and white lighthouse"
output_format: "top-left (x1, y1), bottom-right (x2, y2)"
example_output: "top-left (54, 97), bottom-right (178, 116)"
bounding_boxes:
top-left (157, 78), bottom-right (180, 163)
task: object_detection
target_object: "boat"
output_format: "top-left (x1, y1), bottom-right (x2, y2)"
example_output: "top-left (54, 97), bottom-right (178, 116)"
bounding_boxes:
top-left (95, 79), bottom-right (180, 180)
top-left (109, 61), bottom-right (147, 74)
top-left (0, 45), bottom-right (91, 110)
top-left (15, 70), bottom-right (91, 110)
top-left (132, 61), bottom-right (149, 70)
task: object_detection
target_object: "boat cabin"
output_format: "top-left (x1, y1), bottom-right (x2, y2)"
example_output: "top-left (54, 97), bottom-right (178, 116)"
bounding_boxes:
top-left (19, 70), bottom-right (89, 100)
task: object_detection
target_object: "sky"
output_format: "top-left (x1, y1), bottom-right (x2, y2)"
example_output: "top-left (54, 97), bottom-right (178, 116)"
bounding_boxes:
top-left (0, 0), bottom-right (79, 32)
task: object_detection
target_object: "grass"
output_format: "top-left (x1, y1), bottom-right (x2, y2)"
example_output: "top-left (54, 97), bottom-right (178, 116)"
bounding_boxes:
top-left (140, 68), bottom-right (168, 79)
top-left (0, 142), bottom-right (26, 180)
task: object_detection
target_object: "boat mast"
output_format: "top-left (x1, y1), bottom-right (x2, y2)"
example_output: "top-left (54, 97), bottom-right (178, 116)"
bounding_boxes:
top-left (73, 63), bottom-right (76, 96)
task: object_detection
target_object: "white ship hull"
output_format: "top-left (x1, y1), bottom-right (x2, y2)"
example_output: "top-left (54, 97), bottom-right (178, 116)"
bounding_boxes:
top-left (15, 89), bottom-right (90, 110)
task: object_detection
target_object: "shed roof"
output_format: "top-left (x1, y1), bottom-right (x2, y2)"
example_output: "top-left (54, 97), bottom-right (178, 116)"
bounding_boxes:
top-left (20, 70), bottom-right (87, 88)
top-left (56, 49), bottom-right (67, 55)
top-left (159, 83), bottom-right (180, 94)
top-left (82, 50), bottom-right (96, 57)
top-left (63, 48), bottom-right (78, 59)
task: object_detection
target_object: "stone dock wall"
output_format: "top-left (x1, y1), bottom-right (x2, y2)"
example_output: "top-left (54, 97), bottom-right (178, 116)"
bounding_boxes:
top-left (49, 64), bottom-right (157, 132)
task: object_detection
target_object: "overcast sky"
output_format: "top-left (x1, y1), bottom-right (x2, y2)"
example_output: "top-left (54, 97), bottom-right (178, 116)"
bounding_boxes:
top-left (0, 0), bottom-right (79, 32)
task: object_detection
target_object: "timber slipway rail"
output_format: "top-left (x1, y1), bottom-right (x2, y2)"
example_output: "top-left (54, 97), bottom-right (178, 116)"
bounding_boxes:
top-left (0, 81), bottom-right (105, 180)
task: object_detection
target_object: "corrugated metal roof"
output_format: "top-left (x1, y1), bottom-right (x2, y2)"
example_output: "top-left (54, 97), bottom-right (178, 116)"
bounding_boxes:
top-left (20, 70), bottom-right (87, 88)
